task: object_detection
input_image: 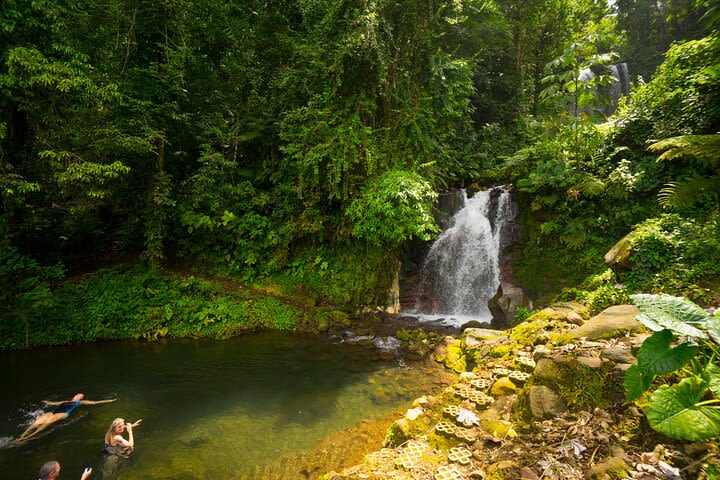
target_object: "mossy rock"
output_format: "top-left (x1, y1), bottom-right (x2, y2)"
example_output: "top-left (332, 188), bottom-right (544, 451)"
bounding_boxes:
top-left (329, 310), bottom-right (351, 327)
top-left (534, 356), bottom-right (623, 411)
top-left (491, 377), bottom-right (518, 396)
top-left (480, 408), bottom-right (518, 439)
top-left (491, 345), bottom-right (513, 358)
top-left (463, 328), bottom-right (506, 349)
top-left (550, 302), bottom-right (590, 320)
top-left (566, 305), bottom-right (644, 341)
top-left (444, 341), bottom-right (468, 373)
top-left (528, 385), bottom-right (567, 419)
top-left (509, 310), bottom-right (569, 347)
top-left (588, 446), bottom-right (630, 479)
top-left (396, 328), bottom-right (429, 343)
top-left (604, 232), bottom-right (634, 272)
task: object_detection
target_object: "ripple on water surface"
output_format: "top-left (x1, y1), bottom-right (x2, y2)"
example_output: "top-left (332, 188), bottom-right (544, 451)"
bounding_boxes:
top-left (0, 332), bottom-right (450, 480)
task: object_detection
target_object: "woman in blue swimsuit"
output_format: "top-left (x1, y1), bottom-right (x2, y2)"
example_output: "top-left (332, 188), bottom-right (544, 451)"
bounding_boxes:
top-left (16, 393), bottom-right (115, 443)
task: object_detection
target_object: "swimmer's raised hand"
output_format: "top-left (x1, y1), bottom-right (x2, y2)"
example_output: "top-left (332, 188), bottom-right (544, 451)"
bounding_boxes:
top-left (81, 467), bottom-right (92, 480)
top-left (126, 419), bottom-right (142, 428)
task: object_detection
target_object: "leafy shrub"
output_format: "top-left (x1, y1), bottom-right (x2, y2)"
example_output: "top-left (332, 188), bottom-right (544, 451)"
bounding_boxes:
top-left (623, 213), bottom-right (720, 303)
top-left (0, 234), bottom-right (65, 349)
top-left (585, 284), bottom-right (630, 315)
top-left (514, 307), bottom-right (539, 324)
top-left (616, 35), bottom-right (720, 138)
top-left (629, 215), bottom-right (679, 270)
top-left (345, 170), bottom-right (439, 246)
top-left (0, 266), bottom-right (304, 350)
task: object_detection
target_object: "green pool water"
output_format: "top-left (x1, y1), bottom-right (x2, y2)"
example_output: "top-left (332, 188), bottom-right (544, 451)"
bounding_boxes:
top-left (0, 332), bottom-right (447, 479)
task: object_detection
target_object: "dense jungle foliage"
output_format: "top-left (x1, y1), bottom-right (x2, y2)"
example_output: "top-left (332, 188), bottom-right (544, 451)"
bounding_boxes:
top-left (1, 0), bottom-right (718, 348)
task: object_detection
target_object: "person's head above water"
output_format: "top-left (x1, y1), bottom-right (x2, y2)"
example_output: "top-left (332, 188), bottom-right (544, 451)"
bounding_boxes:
top-left (38, 461), bottom-right (60, 480)
top-left (104, 418), bottom-right (125, 444)
top-left (71, 394), bottom-right (85, 402)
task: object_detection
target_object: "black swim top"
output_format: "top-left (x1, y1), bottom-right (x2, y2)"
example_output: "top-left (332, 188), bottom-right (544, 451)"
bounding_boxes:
top-left (104, 442), bottom-right (130, 457)
top-left (51, 401), bottom-right (80, 415)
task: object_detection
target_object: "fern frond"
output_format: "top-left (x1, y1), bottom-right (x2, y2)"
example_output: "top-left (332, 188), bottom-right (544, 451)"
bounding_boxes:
top-left (560, 219), bottom-right (588, 250)
top-left (649, 134), bottom-right (720, 168)
top-left (658, 174), bottom-right (720, 208)
top-left (573, 176), bottom-right (606, 196)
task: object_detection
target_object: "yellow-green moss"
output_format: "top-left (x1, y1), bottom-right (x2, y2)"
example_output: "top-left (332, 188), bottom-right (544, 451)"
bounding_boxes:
top-left (426, 431), bottom-right (461, 451)
top-left (553, 360), bottom-right (622, 411)
top-left (444, 341), bottom-right (468, 373)
top-left (491, 345), bottom-right (513, 358)
top-left (547, 332), bottom-right (574, 345)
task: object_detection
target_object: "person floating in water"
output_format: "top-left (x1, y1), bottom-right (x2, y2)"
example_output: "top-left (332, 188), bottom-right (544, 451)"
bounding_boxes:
top-left (38, 461), bottom-right (92, 480)
top-left (103, 417), bottom-right (142, 454)
top-left (17, 394), bottom-right (116, 443)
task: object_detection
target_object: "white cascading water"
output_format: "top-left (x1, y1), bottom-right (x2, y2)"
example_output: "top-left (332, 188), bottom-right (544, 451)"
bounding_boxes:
top-left (411, 187), bottom-right (515, 326)
top-left (608, 63), bottom-right (630, 110)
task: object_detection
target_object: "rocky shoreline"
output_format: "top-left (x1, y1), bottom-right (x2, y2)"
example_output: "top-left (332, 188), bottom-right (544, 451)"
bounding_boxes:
top-left (322, 303), bottom-right (719, 480)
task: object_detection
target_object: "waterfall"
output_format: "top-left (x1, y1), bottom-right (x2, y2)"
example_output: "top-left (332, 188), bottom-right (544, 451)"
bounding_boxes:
top-left (410, 187), bottom-right (516, 325)
top-left (608, 62), bottom-right (631, 112)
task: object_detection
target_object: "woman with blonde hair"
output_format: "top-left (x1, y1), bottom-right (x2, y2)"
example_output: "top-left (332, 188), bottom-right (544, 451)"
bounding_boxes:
top-left (102, 417), bottom-right (141, 478)
top-left (103, 417), bottom-right (142, 455)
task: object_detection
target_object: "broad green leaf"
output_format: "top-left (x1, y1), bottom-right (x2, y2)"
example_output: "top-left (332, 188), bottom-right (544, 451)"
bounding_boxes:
top-left (647, 376), bottom-right (720, 440)
top-left (631, 294), bottom-right (710, 339)
top-left (635, 313), bottom-right (664, 332)
top-left (703, 363), bottom-right (720, 397)
top-left (637, 329), bottom-right (697, 376)
top-left (624, 364), bottom-right (654, 401)
top-left (691, 316), bottom-right (720, 345)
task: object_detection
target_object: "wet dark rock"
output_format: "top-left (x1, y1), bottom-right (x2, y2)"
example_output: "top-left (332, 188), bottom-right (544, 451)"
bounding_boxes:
top-left (488, 282), bottom-right (533, 328)
top-left (460, 320), bottom-right (487, 330)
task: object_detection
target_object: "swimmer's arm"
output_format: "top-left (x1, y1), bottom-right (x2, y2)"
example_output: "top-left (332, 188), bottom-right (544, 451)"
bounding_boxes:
top-left (115, 434), bottom-right (133, 448)
top-left (42, 400), bottom-right (65, 406)
top-left (80, 399), bottom-right (117, 405)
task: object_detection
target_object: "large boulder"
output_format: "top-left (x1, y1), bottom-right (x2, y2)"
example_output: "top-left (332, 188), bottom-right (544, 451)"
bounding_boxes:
top-left (605, 232), bottom-right (634, 272)
top-left (488, 282), bottom-right (533, 328)
top-left (566, 305), bottom-right (644, 340)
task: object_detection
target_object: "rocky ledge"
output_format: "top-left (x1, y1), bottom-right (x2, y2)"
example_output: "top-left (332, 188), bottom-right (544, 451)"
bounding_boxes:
top-left (322, 303), bottom-right (719, 480)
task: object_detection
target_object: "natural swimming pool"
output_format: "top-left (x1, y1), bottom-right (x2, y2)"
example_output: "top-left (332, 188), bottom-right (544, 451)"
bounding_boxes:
top-left (0, 332), bottom-right (451, 479)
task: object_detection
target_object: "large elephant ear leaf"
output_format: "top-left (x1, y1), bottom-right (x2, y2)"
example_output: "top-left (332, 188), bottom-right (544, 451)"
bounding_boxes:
top-left (637, 329), bottom-right (698, 376)
top-left (631, 294), bottom-right (709, 339)
top-left (703, 363), bottom-right (720, 397)
top-left (624, 364), bottom-right (654, 401)
top-left (700, 316), bottom-right (720, 345)
top-left (647, 376), bottom-right (720, 440)
top-left (635, 313), bottom-right (664, 332)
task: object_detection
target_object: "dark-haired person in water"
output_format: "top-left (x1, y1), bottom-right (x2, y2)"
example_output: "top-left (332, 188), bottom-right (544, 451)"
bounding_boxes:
top-left (17, 394), bottom-right (116, 443)
top-left (38, 461), bottom-right (92, 480)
